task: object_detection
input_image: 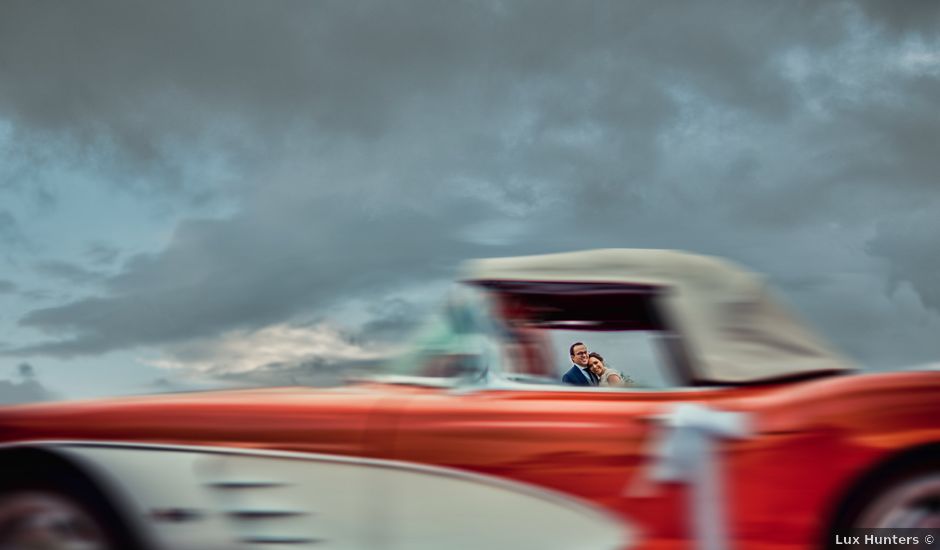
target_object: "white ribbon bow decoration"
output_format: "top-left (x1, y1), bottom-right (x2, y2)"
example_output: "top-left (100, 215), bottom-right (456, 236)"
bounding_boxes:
top-left (630, 403), bottom-right (751, 550)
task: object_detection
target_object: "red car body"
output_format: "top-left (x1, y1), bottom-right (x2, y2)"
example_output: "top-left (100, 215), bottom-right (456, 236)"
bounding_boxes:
top-left (1, 249), bottom-right (938, 550)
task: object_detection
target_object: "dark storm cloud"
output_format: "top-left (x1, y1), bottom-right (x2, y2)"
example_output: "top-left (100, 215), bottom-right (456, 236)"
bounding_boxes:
top-left (0, 0), bottom-right (845, 196)
top-left (1, 1), bottom-right (938, 371)
top-left (0, 0), bottom-right (931, 195)
top-left (805, 80), bottom-right (940, 198)
top-left (13, 192), bottom-right (488, 356)
top-left (0, 0), bottom-right (918, 221)
top-left (854, 0), bottom-right (940, 37)
top-left (34, 260), bottom-right (107, 286)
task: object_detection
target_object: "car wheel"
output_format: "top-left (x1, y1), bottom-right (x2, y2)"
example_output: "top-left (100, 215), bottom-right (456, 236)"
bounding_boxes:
top-left (0, 451), bottom-right (147, 550)
top-left (829, 453), bottom-right (940, 544)
top-left (0, 489), bottom-right (113, 550)
top-left (853, 469), bottom-right (940, 528)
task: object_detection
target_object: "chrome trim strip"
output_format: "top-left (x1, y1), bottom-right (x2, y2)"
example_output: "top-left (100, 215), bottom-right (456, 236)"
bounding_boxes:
top-left (239, 536), bottom-right (323, 545)
top-left (225, 510), bottom-right (309, 520)
top-left (206, 481), bottom-right (288, 489)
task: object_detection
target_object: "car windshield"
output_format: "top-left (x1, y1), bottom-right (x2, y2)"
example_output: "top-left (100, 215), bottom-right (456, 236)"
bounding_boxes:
top-left (381, 284), bottom-right (503, 384)
top-left (369, 280), bottom-right (678, 389)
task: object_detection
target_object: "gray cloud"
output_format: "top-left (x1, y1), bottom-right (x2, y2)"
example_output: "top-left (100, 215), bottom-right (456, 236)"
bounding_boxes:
top-left (17, 361), bottom-right (35, 379)
top-left (867, 206), bottom-right (940, 313)
top-left (19, 289), bottom-right (54, 302)
top-left (0, 362), bottom-right (56, 404)
top-left (34, 260), bottom-right (107, 286)
top-left (356, 298), bottom-right (426, 345)
top-left (148, 377), bottom-right (180, 391)
top-left (0, 1), bottom-right (860, 198)
top-left (1, 1), bottom-right (938, 374)
top-left (0, 280), bottom-right (16, 294)
top-left (144, 377), bottom-right (217, 394)
top-left (0, 210), bottom-right (27, 248)
top-left (14, 192), bottom-right (488, 356)
top-left (854, 0), bottom-right (940, 37)
top-left (213, 357), bottom-right (384, 389)
top-left (0, 379), bottom-right (53, 404)
top-left (84, 242), bottom-right (121, 266)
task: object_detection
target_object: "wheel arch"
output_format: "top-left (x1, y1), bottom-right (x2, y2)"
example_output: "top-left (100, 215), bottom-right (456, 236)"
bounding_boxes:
top-left (0, 443), bottom-right (155, 549)
top-left (822, 441), bottom-right (940, 543)
top-left (0, 444), bottom-right (90, 479)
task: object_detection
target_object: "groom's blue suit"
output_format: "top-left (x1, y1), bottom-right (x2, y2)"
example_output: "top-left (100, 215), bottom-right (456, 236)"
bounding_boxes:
top-left (562, 364), bottom-right (594, 386)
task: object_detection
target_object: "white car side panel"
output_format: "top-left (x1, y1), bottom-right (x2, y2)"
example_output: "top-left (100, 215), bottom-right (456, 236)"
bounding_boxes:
top-left (41, 442), bottom-right (631, 550)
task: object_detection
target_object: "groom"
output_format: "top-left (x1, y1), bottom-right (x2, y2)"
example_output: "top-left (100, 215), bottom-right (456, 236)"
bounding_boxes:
top-left (562, 342), bottom-right (597, 386)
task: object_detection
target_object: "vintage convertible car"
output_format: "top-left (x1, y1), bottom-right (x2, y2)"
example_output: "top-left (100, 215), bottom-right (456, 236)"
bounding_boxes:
top-left (0, 249), bottom-right (937, 550)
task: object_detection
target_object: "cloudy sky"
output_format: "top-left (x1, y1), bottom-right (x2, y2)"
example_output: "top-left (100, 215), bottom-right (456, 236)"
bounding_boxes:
top-left (1, 1), bottom-right (938, 401)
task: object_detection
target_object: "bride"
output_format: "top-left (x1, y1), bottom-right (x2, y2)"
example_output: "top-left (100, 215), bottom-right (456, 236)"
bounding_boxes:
top-left (588, 352), bottom-right (631, 387)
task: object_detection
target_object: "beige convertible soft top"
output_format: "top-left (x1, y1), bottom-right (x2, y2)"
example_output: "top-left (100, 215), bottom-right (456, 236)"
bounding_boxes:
top-left (463, 248), bottom-right (854, 384)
